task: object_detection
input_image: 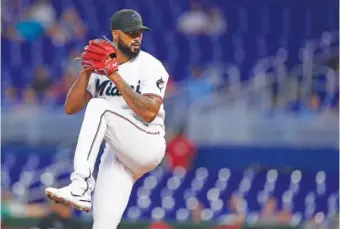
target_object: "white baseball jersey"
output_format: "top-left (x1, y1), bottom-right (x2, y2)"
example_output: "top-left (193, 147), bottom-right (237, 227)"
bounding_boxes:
top-left (86, 50), bottom-right (168, 134)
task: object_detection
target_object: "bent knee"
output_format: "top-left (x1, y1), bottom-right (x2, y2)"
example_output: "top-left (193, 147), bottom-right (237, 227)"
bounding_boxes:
top-left (132, 152), bottom-right (165, 180)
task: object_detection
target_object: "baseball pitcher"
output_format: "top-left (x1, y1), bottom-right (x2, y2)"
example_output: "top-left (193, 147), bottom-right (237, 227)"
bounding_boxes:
top-left (45, 9), bottom-right (168, 229)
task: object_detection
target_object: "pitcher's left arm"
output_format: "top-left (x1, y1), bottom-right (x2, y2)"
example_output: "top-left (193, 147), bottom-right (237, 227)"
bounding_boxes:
top-left (107, 72), bottom-right (163, 123)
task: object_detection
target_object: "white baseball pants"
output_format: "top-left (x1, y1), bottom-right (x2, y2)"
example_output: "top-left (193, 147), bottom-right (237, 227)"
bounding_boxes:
top-left (70, 98), bottom-right (166, 229)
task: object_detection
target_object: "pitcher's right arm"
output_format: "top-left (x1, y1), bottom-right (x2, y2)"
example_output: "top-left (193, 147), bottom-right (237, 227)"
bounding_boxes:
top-left (64, 69), bottom-right (93, 115)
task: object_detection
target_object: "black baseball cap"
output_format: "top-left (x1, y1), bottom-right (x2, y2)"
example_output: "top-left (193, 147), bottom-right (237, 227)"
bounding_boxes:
top-left (110, 9), bottom-right (151, 32)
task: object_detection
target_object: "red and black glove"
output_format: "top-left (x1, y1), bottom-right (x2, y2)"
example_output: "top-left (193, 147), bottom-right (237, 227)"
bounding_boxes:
top-left (80, 39), bottom-right (119, 75)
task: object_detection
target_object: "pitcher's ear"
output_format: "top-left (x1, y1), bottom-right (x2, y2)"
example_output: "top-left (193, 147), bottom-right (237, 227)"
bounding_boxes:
top-left (112, 30), bottom-right (119, 41)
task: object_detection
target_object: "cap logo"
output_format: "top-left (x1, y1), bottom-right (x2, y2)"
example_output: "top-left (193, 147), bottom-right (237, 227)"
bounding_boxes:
top-left (131, 13), bottom-right (139, 23)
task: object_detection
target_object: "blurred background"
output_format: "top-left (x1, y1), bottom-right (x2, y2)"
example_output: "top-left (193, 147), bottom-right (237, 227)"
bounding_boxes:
top-left (1, 0), bottom-right (339, 228)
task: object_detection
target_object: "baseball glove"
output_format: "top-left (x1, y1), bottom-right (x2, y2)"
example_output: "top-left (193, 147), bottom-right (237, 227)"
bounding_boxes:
top-left (80, 38), bottom-right (119, 75)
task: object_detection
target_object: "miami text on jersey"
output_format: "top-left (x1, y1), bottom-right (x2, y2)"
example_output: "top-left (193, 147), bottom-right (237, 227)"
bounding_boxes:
top-left (95, 79), bottom-right (141, 96)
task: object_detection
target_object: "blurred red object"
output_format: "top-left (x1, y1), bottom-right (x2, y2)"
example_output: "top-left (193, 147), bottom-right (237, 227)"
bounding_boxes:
top-left (165, 129), bottom-right (196, 170)
top-left (148, 221), bottom-right (174, 229)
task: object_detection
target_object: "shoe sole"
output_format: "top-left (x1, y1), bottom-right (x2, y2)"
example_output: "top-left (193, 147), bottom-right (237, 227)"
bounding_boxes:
top-left (45, 190), bottom-right (90, 213)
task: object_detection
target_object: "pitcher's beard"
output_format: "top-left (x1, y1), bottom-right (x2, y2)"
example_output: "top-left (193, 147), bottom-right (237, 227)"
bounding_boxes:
top-left (117, 39), bottom-right (140, 58)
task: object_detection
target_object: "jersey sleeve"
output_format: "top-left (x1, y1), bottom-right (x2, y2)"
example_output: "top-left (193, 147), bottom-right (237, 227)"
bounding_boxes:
top-left (86, 73), bottom-right (97, 97)
top-left (140, 61), bottom-right (169, 99)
